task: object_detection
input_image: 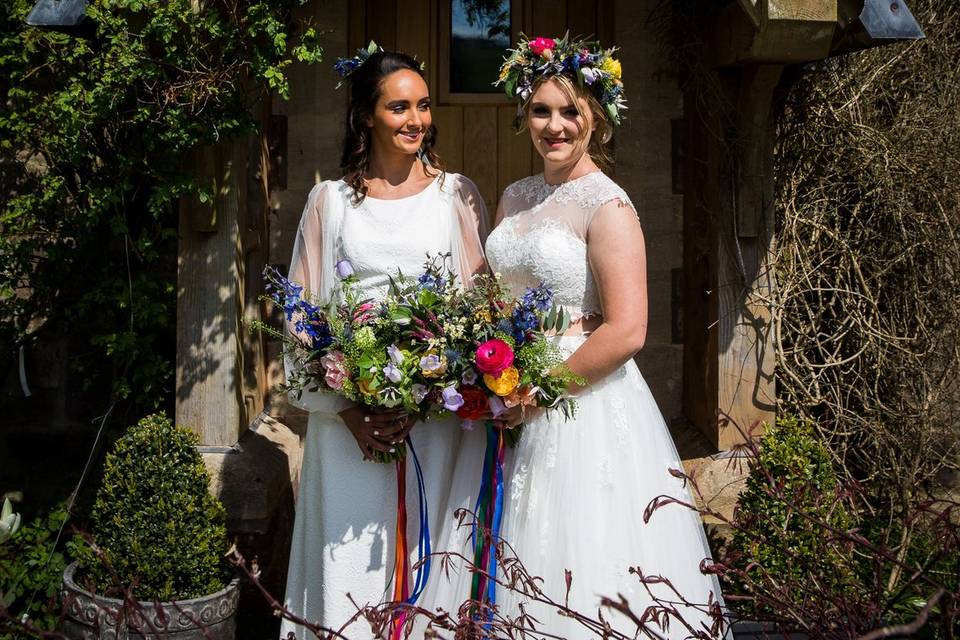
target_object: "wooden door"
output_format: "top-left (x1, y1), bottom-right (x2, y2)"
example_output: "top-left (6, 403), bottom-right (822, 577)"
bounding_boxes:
top-left (350, 0), bottom-right (614, 214)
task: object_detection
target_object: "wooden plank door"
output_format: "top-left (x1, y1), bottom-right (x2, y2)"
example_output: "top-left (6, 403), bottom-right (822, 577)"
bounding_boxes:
top-left (350, 0), bottom-right (613, 214)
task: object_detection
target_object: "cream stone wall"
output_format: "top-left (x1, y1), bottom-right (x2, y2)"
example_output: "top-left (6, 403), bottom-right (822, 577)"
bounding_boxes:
top-left (613, 0), bottom-right (685, 422)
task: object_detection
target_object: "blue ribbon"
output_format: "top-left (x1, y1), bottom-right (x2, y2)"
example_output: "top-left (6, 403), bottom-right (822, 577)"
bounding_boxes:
top-left (486, 433), bottom-right (505, 607)
top-left (405, 436), bottom-right (431, 604)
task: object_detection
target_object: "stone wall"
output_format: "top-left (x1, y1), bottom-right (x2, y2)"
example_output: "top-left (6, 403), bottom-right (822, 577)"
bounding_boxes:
top-left (614, 0), bottom-right (685, 422)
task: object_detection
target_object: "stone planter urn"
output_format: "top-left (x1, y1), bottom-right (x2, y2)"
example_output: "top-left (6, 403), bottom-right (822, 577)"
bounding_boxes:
top-left (59, 562), bottom-right (240, 640)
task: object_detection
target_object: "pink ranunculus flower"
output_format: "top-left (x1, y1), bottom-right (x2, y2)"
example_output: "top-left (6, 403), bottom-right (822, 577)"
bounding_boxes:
top-left (474, 339), bottom-right (515, 377)
top-left (529, 37), bottom-right (556, 57)
top-left (320, 351), bottom-right (350, 390)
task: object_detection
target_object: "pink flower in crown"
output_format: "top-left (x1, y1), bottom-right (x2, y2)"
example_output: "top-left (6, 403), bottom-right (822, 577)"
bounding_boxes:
top-left (321, 351), bottom-right (350, 390)
top-left (529, 37), bottom-right (556, 57)
top-left (474, 339), bottom-right (514, 377)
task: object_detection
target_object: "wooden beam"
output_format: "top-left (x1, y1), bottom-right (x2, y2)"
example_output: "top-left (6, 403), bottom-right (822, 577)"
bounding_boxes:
top-left (682, 66), bottom-right (779, 449)
top-left (177, 139), bottom-right (252, 446)
top-left (708, 0), bottom-right (839, 66)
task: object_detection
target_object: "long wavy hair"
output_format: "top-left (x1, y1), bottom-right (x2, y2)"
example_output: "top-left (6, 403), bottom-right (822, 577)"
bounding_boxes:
top-left (339, 50), bottom-right (444, 205)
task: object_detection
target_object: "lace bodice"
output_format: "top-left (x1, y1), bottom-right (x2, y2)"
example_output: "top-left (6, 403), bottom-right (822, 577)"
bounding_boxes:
top-left (485, 171), bottom-right (634, 321)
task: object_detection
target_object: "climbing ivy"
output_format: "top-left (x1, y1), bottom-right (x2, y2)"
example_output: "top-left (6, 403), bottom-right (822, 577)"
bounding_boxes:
top-left (0, 0), bottom-right (322, 412)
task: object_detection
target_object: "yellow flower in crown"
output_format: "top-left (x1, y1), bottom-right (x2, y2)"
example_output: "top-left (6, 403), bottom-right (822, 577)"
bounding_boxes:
top-left (600, 56), bottom-right (622, 80)
top-left (498, 63), bottom-right (511, 82)
top-left (483, 366), bottom-right (520, 397)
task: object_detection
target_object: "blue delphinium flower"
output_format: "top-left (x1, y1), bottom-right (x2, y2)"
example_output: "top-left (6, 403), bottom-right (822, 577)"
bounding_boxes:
top-left (264, 266), bottom-right (305, 320)
top-left (511, 307), bottom-right (539, 345)
top-left (521, 284), bottom-right (553, 312)
top-left (417, 271), bottom-right (447, 293)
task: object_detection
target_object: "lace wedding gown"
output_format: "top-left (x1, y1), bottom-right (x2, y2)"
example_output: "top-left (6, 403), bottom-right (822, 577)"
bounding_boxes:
top-left (419, 172), bottom-right (728, 639)
top-left (280, 173), bottom-right (488, 639)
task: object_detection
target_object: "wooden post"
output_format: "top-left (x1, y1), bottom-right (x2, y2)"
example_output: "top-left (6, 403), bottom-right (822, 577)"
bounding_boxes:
top-left (682, 65), bottom-right (782, 450)
top-left (176, 139), bottom-right (257, 447)
top-left (682, 0), bottom-right (841, 449)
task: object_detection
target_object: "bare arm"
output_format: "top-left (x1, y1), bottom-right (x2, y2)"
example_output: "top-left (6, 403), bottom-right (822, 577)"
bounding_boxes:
top-left (564, 198), bottom-right (648, 387)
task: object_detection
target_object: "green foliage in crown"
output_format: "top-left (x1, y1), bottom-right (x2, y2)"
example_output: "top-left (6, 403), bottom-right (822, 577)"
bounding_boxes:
top-left (494, 33), bottom-right (626, 125)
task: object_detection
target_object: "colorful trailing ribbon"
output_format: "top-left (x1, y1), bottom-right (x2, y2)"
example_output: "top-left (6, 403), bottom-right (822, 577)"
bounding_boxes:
top-left (391, 436), bottom-right (431, 640)
top-left (469, 422), bottom-right (507, 625)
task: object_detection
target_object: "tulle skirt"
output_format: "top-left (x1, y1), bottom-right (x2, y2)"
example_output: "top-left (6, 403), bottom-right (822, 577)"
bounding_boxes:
top-left (417, 336), bottom-right (729, 639)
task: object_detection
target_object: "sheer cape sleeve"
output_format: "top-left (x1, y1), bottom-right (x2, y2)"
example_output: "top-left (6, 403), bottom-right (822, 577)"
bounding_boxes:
top-left (446, 173), bottom-right (490, 287)
top-left (284, 181), bottom-right (353, 417)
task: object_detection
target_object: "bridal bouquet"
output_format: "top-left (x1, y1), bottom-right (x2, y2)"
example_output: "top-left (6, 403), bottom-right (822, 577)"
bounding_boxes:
top-left (260, 261), bottom-right (458, 462)
top-left (260, 256), bottom-right (582, 450)
top-left (453, 272), bottom-right (584, 439)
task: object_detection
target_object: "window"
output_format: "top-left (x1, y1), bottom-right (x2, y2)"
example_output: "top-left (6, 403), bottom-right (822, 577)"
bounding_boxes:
top-left (450, 0), bottom-right (511, 93)
top-left (439, 0), bottom-right (517, 103)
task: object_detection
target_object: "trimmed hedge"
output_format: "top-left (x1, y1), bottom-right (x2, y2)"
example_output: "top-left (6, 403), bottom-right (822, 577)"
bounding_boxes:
top-left (71, 413), bottom-right (229, 601)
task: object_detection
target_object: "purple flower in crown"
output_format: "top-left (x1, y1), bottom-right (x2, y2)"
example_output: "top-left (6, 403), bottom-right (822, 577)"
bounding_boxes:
top-left (334, 41), bottom-right (381, 88)
top-left (581, 67), bottom-right (600, 85)
top-left (336, 259), bottom-right (354, 279)
top-left (461, 368), bottom-right (478, 385)
top-left (441, 386), bottom-right (464, 412)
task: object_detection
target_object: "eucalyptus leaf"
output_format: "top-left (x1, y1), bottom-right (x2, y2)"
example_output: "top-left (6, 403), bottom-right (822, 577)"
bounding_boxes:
top-left (545, 304), bottom-right (558, 331)
top-left (558, 306), bottom-right (570, 333)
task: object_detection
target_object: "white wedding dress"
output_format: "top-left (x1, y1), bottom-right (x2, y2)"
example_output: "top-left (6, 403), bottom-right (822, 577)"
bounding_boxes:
top-left (280, 173), bottom-right (488, 639)
top-left (418, 172), bottom-right (728, 639)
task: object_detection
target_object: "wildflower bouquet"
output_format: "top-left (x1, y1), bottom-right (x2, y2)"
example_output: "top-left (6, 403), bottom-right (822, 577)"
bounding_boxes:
top-left (452, 273), bottom-right (584, 439)
top-left (260, 261), bottom-right (452, 462)
top-left (262, 255), bottom-right (582, 450)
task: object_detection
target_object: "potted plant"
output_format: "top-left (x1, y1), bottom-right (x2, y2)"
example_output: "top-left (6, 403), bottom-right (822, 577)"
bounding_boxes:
top-left (60, 413), bottom-right (238, 639)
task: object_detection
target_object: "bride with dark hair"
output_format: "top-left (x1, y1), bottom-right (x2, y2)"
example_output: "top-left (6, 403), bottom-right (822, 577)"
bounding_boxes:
top-left (279, 47), bottom-right (489, 638)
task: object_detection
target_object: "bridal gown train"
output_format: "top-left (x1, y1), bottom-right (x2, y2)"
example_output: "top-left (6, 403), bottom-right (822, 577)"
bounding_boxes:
top-left (279, 173), bottom-right (488, 639)
top-left (418, 172), bottom-right (729, 639)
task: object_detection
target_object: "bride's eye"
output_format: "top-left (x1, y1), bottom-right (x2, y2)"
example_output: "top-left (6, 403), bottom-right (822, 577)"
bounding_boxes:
top-left (531, 106), bottom-right (550, 116)
top-left (563, 108), bottom-right (579, 117)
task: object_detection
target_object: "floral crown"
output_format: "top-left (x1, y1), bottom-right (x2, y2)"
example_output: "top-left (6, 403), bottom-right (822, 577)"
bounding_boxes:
top-left (333, 41), bottom-right (427, 89)
top-left (334, 41), bottom-right (382, 88)
top-left (494, 33), bottom-right (626, 126)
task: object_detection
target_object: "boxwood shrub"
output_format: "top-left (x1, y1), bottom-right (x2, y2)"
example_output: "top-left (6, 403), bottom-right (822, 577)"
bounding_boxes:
top-left (71, 413), bottom-right (229, 601)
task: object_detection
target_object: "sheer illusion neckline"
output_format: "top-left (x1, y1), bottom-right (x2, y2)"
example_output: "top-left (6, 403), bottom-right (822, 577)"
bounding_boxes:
top-left (541, 170), bottom-right (604, 188)
top-left (353, 173), bottom-right (441, 203)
